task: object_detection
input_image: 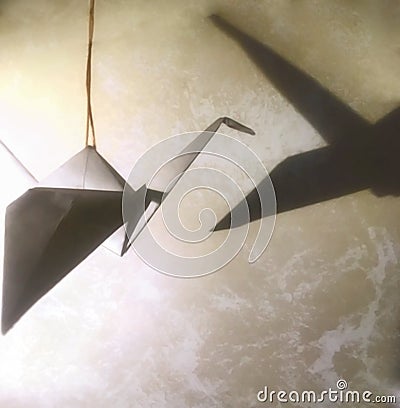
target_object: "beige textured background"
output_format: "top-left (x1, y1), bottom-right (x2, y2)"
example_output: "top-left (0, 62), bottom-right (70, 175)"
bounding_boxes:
top-left (0, 0), bottom-right (400, 407)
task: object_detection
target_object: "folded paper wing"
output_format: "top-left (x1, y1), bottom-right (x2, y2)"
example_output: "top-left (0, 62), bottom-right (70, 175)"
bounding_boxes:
top-left (2, 146), bottom-right (125, 333)
top-left (0, 140), bottom-right (38, 206)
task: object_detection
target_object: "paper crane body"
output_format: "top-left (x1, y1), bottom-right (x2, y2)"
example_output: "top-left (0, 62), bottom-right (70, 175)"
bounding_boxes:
top-left (2, 117), bottom-right (254, 333)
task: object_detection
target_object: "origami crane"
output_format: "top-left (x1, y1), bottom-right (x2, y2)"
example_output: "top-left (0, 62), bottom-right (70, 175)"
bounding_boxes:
top-left (1, 117), bottom-right (254, 334)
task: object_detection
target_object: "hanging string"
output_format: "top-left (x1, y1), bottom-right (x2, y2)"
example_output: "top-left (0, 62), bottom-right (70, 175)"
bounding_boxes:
top-left (85, 0), bottom-right (96, 148)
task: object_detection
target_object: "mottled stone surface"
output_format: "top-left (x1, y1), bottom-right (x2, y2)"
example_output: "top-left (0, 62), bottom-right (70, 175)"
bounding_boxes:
top-left (0, 1), bottom-right (400, 407)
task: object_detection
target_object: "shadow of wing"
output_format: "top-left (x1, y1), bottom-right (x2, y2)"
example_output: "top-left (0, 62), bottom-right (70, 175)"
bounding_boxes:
top-left (210, 15), bottom-right (369, 145)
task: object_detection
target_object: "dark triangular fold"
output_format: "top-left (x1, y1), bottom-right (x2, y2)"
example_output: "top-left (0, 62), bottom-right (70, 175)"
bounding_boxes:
top-left (2, 187), bottom-right (123, 334)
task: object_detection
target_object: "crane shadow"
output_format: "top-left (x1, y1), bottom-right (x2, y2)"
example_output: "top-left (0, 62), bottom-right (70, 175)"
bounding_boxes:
top-left (210, 15), bottom-right (400, 231)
